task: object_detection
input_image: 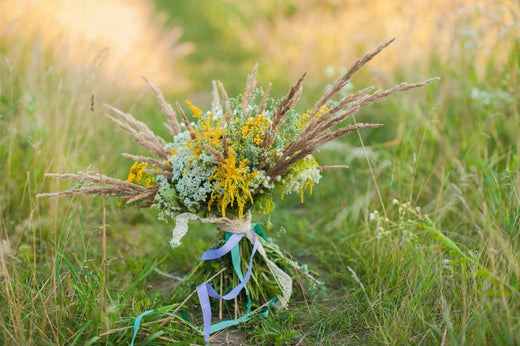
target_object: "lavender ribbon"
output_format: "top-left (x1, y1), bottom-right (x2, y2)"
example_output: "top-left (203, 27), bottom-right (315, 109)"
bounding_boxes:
top-left (196, 230), bottom-right (259, 342)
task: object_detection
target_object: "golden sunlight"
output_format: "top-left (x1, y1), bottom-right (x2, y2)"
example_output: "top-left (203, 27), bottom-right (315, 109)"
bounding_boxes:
top-left (0, 0), bottom-right (192, 90)
top-left (246, 0), bottom-right (518, 82)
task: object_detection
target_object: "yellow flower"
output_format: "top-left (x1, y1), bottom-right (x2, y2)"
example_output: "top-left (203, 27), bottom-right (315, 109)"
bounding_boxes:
top-left (209, 148), bottom-right (258, 218)
top-left (185, 99), bottom-right (203, 118)
top-left (300, 106), bottom-right (329, 127)
top-left (185, 100), bottom-right (226, 155)
top-left (279, 156), bottom-right (319, 203)
top-left (167, 150), bottom-right (178, 165)
top-left (241, 114), bottom-right (270, 145)
top-left (125, 161), bottom-right (156, 187)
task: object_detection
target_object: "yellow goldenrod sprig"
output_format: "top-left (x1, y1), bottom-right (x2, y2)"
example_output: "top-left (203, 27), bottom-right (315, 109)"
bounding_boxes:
top-left (209, 148), bottom-right (258, 218)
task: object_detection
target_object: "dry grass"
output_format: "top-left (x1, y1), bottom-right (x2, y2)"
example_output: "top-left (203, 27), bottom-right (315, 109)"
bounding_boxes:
top-left (0, 0), bottom-right (192, 91)
top-left (245, 0), bottom-right (518, 84)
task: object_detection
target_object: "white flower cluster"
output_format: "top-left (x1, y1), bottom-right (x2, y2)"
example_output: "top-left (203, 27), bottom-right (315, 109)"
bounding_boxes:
top-left (249, 170), bottom-right (274, 192)
top-left (154, 131), bottom-right (219, 216)
top-left (153, 175), bottom-right (182, 221)
top-left (170, 149), bottom-right (217, 210)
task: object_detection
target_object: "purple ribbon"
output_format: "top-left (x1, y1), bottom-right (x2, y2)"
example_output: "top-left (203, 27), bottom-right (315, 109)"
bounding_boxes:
top-left (196, 230), bottom-right (258, 342)
top-left (200, 233), bottom-right (245, 261)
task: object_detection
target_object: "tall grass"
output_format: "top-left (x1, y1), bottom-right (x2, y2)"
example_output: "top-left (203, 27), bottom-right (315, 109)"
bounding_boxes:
top-left (1, 0), bottom-right (519, 344)
top-left (0, 2), bottom-right (193, 343)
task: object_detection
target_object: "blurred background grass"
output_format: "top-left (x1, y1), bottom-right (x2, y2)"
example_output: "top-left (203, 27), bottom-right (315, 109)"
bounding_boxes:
top-left (1, 0), bottom-right (519, 344)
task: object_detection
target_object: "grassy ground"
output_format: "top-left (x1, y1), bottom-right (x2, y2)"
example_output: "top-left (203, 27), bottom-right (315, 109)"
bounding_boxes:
top-left (1, 1), bottom-right (519, 345)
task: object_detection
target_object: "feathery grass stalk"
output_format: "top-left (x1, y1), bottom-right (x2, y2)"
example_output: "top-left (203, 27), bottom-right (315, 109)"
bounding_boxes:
top-left (141, 76), bottom-right (181, 136)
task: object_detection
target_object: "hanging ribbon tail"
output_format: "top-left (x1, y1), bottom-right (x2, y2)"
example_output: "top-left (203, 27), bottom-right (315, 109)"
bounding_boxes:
top-left (170, 213), bottom-right (199, 248)
top-left (196, 230), bottom-right (259, 342)
top-left (207, 233), bottom-right (252, 334)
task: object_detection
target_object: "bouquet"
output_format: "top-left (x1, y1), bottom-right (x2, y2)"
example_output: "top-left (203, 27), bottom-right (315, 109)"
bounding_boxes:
top-left (38, 39), bottom-right (437, 342)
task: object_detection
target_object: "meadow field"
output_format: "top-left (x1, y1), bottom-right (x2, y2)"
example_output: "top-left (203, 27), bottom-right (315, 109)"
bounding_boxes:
top-left (1, 0), bottom-right (519, 344)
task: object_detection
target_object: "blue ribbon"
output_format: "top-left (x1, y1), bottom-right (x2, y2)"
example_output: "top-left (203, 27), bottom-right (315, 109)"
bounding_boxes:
top-left (200, 233), bottom-right (245, 261)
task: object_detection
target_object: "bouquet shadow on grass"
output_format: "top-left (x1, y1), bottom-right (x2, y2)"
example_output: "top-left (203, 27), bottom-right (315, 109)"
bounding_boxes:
top-left (37, 38), bottom-right (437, 343)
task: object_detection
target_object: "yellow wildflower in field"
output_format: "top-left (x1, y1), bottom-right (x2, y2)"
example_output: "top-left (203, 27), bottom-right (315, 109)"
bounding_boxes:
top-left (209, 149), bottom-right (258, 218)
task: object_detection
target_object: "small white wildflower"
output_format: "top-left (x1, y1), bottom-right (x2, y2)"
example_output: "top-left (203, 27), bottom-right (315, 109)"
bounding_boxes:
top-left (392, 198), bottom-right (399, 205)
top-left (369, 212), bottom-right (375, 221)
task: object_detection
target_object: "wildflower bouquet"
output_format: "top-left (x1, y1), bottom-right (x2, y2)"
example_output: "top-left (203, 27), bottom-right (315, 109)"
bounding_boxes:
top-left (39, 39), bottom-right (437, 342)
